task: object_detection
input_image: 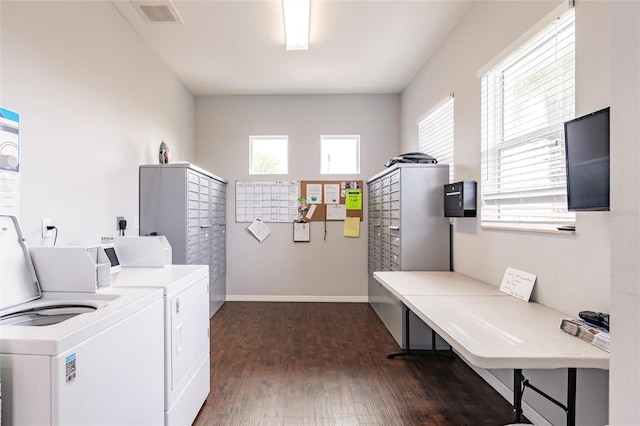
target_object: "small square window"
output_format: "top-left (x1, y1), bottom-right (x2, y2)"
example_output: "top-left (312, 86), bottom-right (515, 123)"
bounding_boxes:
top-left (320, 135), bottom-right (360, 174)
top-left (250, 136), bottom-right (288, 174)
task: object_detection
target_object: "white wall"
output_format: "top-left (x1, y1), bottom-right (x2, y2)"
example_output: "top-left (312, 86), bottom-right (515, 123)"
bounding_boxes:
top-left (195, 95), bottom-right (400, 300)
top-left (609, 1), bottom-right (640, 424)
top-left (401, 1), bottom-right (611, 425)
top-left (1, 1), bottom-right (195, 245)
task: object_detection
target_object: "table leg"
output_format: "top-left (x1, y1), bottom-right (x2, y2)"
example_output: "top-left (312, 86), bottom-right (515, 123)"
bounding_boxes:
top-left (387, 304), bottom-right (412, 359)
top-left (513, 368), bottom-right (523, 423)
top-left (387, 304), bottom-right (453, 359)
top-left (567, 368), bottom-right (577, 426)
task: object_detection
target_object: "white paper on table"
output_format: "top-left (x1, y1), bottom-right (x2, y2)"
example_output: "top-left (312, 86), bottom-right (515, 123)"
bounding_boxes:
top-left (324, 184), bottom-right (340, 204)
top-left (499, 267), bottom-right (536, 301)
top-left (306, 184), bottom-right (323, 204)
top-left (326, 204), bottom-right (347, 220)
top-left (247, 219), bottom-right (271, 242)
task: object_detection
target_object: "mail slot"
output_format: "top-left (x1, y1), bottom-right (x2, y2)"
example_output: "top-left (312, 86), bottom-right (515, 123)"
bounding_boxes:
top-left (444, 181), bottom-right (477, 217)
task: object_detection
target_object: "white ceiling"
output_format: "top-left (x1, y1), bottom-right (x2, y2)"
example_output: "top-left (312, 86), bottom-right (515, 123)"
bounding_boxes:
top-left (111, 0), bottom-right (473, 96)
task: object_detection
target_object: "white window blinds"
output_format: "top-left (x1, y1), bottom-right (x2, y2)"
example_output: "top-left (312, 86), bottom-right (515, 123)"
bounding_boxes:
top-left (418, 96), bottom-right (454, 183)
top-left (480, 8), bottom-right (575, 227)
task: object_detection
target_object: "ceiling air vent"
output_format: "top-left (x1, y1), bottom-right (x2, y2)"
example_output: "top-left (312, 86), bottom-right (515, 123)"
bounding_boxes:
top-left (132, 1), bottom-right (183, 24)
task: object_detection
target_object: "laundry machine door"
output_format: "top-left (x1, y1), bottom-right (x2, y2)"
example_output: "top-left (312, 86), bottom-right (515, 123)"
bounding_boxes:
top-left (0, 354), bottom-right (52, 425)
top-left (52, 299), bottom-right (164, 425)
top-left (170, 277), bottom-right (210, 392)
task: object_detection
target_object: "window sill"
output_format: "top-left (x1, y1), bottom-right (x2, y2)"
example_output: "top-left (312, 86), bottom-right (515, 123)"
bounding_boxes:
top-left (481, 222), bottom-right (576, 234)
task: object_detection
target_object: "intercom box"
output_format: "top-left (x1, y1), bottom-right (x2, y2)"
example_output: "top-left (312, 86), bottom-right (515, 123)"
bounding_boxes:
top-left (444, 181), bottom-right (477, 217)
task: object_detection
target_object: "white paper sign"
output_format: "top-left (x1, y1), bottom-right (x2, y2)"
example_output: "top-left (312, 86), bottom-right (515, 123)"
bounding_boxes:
top-left (324, 184), bottom-right (340, 204)
top-left (293, 221), bottom-right (310, 242)
top-left (499, 267), bottom-right (536, 301)
top-left (326, 204), bottom-right (347, 220)
top-left (306, 204), bottom-right (317, 219)
top-left (247, 219), bottom-right (271, 242)
top-left (306, 184), bottom-right (322, 204)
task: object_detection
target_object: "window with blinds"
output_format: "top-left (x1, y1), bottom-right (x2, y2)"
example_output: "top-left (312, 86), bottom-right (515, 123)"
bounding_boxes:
top-left (418, 96), bottom-right (454, 183)
top-left (480, 8), bottom-right (575, 228)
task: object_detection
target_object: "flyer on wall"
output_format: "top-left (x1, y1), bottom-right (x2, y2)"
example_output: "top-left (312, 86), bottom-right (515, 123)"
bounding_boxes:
top-left (0, 108), bottom-right (20, 217)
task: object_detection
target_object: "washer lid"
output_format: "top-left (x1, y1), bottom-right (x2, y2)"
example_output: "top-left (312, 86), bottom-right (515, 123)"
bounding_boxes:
top-left (0, 215), bottom-right (41, 311)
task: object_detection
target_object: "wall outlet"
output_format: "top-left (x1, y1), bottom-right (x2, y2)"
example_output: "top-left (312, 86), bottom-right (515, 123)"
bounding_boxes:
top-left (42, 217), bottom-right (54, 238)
top-left (116, 216), bottom-right (125, 231)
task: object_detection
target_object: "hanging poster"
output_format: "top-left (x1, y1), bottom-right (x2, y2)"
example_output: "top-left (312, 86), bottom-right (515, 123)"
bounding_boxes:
top-left (0, 108), bottom-right (20, 217)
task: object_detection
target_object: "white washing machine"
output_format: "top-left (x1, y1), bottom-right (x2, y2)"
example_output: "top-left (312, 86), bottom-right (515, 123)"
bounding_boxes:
top-left (110, 264), bottom-right (211, 426)
top-left (0, 216), bottom-right (165, 425)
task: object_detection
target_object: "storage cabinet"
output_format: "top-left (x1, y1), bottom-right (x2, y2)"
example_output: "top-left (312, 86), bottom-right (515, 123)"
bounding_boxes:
top-left (367, 163), bottom-right (450, 349)
top-left (139, 163), bottom-right (227, 317)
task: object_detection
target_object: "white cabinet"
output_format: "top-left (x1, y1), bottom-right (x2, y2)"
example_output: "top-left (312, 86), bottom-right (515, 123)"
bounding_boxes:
top-left (139, 163), bottom-right (227, 317)
top-left (367, 163), bottom-right (450, 349)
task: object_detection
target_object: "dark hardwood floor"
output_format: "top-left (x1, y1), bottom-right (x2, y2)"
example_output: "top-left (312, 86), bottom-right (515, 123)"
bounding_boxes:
top-left (194, 302), bottom-right (520, 426)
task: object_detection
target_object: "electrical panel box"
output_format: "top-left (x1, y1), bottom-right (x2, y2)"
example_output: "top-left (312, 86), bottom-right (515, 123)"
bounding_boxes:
top-left (444, 181), bottom-right (477, 217)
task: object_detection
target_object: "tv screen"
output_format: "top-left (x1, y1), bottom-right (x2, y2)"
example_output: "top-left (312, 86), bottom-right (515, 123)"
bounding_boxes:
top-left (564, 107), bottom-right (610, 211)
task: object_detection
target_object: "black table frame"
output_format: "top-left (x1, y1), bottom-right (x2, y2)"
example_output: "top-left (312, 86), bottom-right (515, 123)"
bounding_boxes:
top-left (389, 302), bottom-right (579, 425)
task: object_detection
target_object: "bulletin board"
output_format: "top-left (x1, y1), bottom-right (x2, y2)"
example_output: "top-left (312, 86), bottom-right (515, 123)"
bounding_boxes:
top-left (300, 180), bottom-right (364, 221)
top-left (235, 180), bottom-right (299, 223)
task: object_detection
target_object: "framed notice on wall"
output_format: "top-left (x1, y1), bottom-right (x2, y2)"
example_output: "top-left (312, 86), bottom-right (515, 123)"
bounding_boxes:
top-left (235, 180), bottom-right (299, 223)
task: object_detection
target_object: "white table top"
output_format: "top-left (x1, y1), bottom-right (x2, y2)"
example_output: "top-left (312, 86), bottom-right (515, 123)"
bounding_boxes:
top-left (373, 271), bottom-right (609, 371)
top-left (374, 271), bottom-right (505, 297)
top-left (405, 295), bottom-right (609, 370)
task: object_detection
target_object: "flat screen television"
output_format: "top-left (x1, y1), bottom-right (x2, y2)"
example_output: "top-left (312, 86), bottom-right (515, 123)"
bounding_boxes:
top-left (564, 107), bottom-right (610, 211)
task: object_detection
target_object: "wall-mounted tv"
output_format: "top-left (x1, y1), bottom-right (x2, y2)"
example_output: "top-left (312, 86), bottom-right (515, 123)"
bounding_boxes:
top-left (564, 107), bottom-right (610, 211)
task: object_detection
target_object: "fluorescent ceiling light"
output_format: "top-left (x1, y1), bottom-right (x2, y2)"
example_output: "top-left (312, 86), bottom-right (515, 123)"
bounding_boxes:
top-left (283, 0), bottom-right (310, 50)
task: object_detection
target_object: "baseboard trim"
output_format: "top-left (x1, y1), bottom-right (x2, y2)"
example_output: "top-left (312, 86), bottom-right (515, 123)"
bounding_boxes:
top-left (457, 351), bottom-right (552, 426)
top-left (225, 295), bottom-right (369, 303)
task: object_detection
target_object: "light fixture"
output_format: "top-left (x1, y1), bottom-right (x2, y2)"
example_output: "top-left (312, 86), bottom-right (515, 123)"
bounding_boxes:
top-left (282, 0), bottom-right (310, 50)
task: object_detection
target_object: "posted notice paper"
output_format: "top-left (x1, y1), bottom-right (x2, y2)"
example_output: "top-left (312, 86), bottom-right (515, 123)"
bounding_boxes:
top-left (247, 219), bottom-right (271, 242)
top-left (324, 184), bottom-right (340, 204)
top-left (306, 184), bottom-right (323, 204)
top-left (326, 204), bottom-right (346, 220)
top-left (343, 217), bottom-right (360, 238)
top-left (499, 267), bottom-right (536, 302)
top-left (345, 190), bottom-right (362, 210)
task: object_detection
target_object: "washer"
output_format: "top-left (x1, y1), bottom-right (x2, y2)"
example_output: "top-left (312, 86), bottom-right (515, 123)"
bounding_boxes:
top-left (110, 264), bottom-right (211, 426)
top-left (0, 216), bottom-right (165, 425)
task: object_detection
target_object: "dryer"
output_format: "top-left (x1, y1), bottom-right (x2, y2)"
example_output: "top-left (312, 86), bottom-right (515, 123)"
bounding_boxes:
top-left (110, 264), bottom-right (211, 426)
top-left (0, 216), bottom-right (165, 425)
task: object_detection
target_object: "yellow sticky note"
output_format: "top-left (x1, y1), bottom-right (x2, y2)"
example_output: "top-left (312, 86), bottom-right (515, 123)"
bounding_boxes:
top-left (345, 190), bottom-right (362, 210)
top-left (344, 217), bottom-right (360, 238)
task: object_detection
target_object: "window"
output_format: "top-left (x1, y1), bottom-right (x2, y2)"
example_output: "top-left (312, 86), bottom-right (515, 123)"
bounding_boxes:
top-left (320, 135), bottom-right (360, 174)
top-left (250, 136), bottom-right (288, 174)
top-left (418, 96), bottom-right (454, 183)
top-left (480, 8), bottom-right (575, 228)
